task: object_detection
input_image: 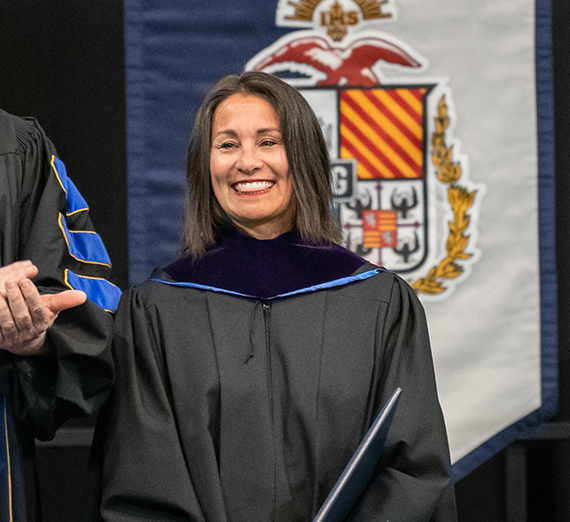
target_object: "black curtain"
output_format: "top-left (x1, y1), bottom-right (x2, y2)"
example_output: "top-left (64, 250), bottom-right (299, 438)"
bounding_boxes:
top-left (0, 0), bottom-right (128, 290)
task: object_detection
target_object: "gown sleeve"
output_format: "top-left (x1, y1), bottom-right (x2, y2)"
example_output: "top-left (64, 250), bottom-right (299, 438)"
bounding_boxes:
top-left (347, 276), bottom-right (457, 521)
top-left (0, 110), bottom-right (121, 441)
top-left (85, 285), bottom-right (207, 522)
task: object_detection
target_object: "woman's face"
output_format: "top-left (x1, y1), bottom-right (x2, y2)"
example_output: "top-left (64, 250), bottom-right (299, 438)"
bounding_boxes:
top-left (210, 93), bottom-right (294, 239)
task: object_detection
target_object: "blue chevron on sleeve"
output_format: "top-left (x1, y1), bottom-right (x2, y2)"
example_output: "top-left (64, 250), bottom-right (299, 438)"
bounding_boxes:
top-left (51, 155), bottom-right (89, 215)
top-left (58, 214), bottom-right (112, 267)
top-left (65, 269), bottom-right (122, 312)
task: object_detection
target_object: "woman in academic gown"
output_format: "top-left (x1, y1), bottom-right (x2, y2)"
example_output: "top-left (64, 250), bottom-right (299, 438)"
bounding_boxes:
top-left (87, 71), bottom-right (457, 521)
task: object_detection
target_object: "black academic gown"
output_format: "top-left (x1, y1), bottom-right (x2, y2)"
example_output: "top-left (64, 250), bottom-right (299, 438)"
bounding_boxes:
top-left (88, 229), bottom-right (457, 522)
top-left (0, 109), bottom-right (121, 522)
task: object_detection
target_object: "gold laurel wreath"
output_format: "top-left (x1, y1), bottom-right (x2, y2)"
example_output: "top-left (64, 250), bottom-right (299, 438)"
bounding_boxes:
top-left (410, 96), bottom-right (476, 295)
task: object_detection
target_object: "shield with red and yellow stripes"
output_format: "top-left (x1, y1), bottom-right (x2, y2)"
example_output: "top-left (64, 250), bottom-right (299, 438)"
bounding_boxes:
top-left (301, 85), bottom-right (433, 271)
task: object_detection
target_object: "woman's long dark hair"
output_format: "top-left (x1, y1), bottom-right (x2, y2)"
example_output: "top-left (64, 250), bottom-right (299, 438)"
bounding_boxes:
top-left (183, 71), bottom-right (341, 257)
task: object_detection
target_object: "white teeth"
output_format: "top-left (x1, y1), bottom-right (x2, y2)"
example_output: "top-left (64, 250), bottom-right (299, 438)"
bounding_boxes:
top-left (234, 181), bottom-right (274, 192)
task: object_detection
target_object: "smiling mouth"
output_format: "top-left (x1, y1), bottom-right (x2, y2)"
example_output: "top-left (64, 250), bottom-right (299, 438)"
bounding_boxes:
top-left (233, 181), bottom-right (275, 194)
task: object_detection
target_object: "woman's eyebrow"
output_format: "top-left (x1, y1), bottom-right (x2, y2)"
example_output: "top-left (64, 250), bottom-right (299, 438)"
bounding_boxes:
top-left (213, 127), bottom-right (281, 138)
top-left (212, 129), bottom-right (238, 138)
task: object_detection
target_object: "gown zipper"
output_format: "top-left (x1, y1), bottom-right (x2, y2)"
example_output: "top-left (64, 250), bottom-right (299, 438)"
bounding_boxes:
top-left (262, 302), bottom-right (277, 521)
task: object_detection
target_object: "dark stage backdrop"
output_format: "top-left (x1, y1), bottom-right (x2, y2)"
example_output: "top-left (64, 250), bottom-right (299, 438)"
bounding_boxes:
top-left (0, 0), bottom-right (128, 290)
top-left (0, 1), bottom-right (570, 521)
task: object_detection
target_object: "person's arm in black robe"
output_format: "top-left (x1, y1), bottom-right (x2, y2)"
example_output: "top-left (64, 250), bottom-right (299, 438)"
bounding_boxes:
top-left (0, 109), bottom-right (120, 439)
top-left (345, 276), bottom-right (457, 521)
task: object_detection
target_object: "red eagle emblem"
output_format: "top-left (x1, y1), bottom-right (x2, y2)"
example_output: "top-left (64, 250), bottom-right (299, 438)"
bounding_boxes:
top-left (252, 36), bottom-right (420, 86)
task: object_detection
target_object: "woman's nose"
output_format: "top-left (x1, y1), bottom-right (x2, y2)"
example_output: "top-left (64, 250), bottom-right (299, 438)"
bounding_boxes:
top-left (236, 144), bottom-right (263, 174)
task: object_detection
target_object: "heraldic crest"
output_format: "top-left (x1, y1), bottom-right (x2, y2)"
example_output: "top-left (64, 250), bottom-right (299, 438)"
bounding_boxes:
top-left (246, 0), bottom-right (483, 299)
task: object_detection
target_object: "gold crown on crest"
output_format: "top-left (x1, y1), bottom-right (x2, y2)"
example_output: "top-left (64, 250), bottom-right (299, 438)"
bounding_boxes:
top-left (286, 0), bottom-right (393, 41)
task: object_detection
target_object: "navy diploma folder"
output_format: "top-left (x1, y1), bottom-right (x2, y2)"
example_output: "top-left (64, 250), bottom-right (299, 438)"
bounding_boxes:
top-left (313, 387), bottom-right (402, 522)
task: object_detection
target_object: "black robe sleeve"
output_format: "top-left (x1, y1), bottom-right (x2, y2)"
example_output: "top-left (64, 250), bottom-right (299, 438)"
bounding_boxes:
top-left (85, 285), bottom-right (210, 522)
top-left (346, 276), bottom-right (457, 521)
top-left (0, 109), bottom-right (120, 522)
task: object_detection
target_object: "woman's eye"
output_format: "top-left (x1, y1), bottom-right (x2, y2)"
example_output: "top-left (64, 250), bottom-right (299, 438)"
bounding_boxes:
top-left (220, 142), bottom-right (236, 149)
top-left (261, 140), bottom-right (277, 147)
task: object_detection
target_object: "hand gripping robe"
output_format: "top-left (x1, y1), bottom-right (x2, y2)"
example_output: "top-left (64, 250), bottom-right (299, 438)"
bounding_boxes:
top-left (89, 228), bottom-right (457, 521)
top-left (0, 109), bottom-right (121, 522)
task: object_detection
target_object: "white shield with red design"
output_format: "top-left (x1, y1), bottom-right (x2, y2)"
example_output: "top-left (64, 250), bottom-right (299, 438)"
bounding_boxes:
top-left (301, 85), bottom-right (432, 272)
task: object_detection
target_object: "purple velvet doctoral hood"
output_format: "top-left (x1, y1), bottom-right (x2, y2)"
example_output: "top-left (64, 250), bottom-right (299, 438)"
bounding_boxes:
top-left (157, 228), bottom-right (381, 299)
